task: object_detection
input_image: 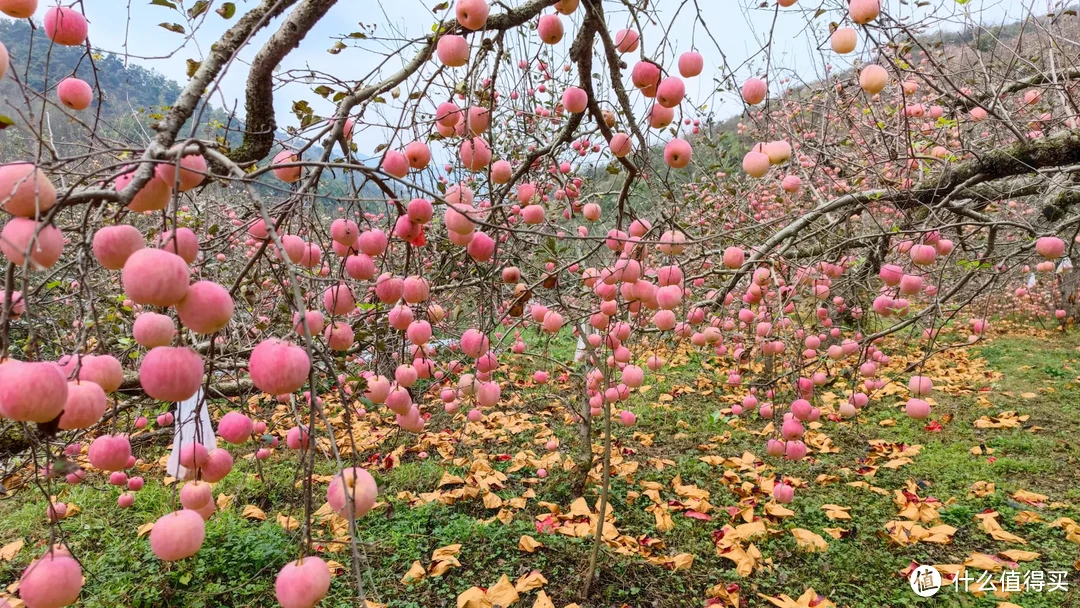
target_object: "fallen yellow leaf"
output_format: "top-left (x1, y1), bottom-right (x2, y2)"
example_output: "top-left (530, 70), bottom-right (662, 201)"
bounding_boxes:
top-left (0, 540), bottom-right (23, 561)
top-left (532, 590), bottom-right (555, 608)
top-left (514, 570), bottom-right (547, 593)
top-left (457, 586), bottom-right (492, 608)
top-left (277, 513), bottom-right (300, 531)
top-left (486, 574), bottom-right (520, 607)
top-left (432, 544), bottom-right (461, 561)
top-left (791, 529), bottom-right (828, 553)
top-left (671, 552), bottom-right (694, 571)
top-left (758, 587), bottom-right (836, 608)
top-left (964, 552), bottom-right (1003, 572)
top-left (216, 493), bottom-right (234, 510)
top-left (401, 560), bottom-right (425, 584)
top-left (136, 523), bottom-right (154, 537)
top-left (998, 550), bottom-right (1039, 562)
top-left (241, 505), bottom-right (267, 521)
top-left (518, 535), bottom-right (543, 553)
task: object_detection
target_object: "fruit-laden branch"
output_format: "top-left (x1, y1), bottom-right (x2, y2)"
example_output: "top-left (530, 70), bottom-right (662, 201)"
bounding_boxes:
top-left (696, 132), bottom-right (1080, 308)
top-left (116, 374), bottom-right (254, 398)
top-left (327, 0), bottom-right (561, 141)
top-left (229, 0), bottom-right (340, 165)
top-left (950, 68), bottom-right (1080, 111)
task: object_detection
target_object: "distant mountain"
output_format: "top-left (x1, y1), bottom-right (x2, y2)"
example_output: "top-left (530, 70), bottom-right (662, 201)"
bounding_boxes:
top-left (0, 19), bottom-right (390, 206)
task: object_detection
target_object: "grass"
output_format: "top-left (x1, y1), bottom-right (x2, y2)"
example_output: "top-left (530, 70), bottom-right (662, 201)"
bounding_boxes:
top-left (2, 330), bottom-right (1080, 607)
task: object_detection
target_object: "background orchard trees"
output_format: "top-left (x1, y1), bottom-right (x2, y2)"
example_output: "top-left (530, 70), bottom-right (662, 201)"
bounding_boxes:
top-left (1, 0), bottom-right (1080, 605)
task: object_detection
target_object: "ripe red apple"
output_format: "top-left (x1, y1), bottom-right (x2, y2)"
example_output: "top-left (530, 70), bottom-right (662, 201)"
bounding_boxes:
top-left (0, 162), bottom-right (55, 218)
top-left (678, 51), bottom-right (703, 77)
top-left (327, 467), bottom-right (378, 519)
top-left (248, 339), bottom-right (311, 395)
top-left (0, 218), bottom-right (63, 269)
top-left (0, 0), bottom-right (37, 19)
top-left (139, 346), bottom-right (203, 402)
top-left (44, 6), bottom-right (88, 46)
top-left (0, 361), bottom-right (68, 422)
top-left (436, 34), bottom-right (469, 66)
top-left (122, 248), bottom-right (190, 306)
top-left (275, 557), bottom-right (331, 608)
top-left (150, 510), bottom-right (206, 561)
top-left (57, 77), bottom-right (92, 110)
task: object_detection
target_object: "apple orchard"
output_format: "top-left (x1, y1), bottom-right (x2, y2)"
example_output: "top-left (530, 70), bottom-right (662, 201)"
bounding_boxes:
top-left (0, 0), bottom-right (1079, 606)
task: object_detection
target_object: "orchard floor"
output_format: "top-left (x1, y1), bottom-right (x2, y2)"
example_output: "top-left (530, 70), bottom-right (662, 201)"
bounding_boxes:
top-left (2, 328), bottom-right (1080, 608)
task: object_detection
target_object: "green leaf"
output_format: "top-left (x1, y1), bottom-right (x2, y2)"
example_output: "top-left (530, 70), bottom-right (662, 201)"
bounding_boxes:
top-left (314, 85), bottom-right (333, 98)
top-left (187, 0), bottom-right (210, 18)
top-left (149, 0), bottom-right (178, 8)
top-left (159, 22), bottom-right (186, 34)
top-left (0, 115), bottom-right (13, 130)
top-left (216, 2), bottom-right (236, 18)
top-left (347, 32), bottom-right (368, 39)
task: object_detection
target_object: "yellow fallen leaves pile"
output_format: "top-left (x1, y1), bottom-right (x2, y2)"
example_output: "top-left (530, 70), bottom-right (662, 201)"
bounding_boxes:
top-left (455, 572), bottom-right (560, 608)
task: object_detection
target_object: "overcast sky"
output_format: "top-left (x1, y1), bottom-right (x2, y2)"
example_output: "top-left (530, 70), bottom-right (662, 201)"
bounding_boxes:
top-left (71, 0), bottom-right (1032, 154)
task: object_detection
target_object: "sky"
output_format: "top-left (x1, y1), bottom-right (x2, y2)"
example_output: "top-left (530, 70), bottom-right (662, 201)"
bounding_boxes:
top-left (73, 0), bottom-right (1034, 154)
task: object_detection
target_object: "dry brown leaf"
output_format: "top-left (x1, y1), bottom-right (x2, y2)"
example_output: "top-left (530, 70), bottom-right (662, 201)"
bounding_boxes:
top-left (0, 540), bottom-right (23, 561)
top-left (486, 574), bottom-right (520, 607)
top-left (136, 523), bottom-right (155, 537)
top-left (241, 505), bottom-right (267, 521)
top-left (401, 560), bottom-right (426, 584)
top-left (791, 529), bottom-right (828, 553)
top-left (518, 535), bottom-right (543, 553)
